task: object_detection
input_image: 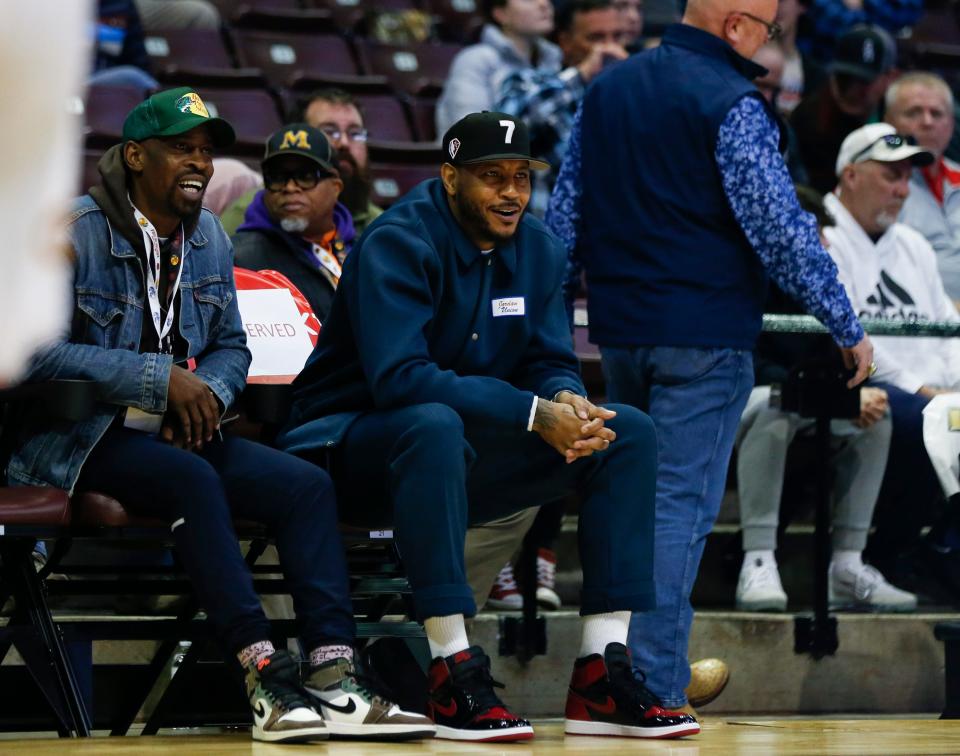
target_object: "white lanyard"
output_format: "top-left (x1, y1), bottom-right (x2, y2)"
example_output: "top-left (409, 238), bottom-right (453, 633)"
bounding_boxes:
top-left (131, 204), bottom-right (187, 353)
top-left (311, 242), bottom-right (342, 284)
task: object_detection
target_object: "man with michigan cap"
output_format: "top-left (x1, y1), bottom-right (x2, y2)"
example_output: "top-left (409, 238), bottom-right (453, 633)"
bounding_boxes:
top-left (280, 111), bottom-right (699, 741)
top-left (6, 87), bottom-right (432, 744)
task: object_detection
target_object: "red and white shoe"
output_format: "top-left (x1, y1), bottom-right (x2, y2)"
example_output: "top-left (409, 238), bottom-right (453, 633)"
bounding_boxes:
top-left (486, 562), bottom-right (523, 610)
top-left (565, 643), bottom-right (700, 739)
top-left (536, 548), bottom-right (562, 610)
top-left (427, 646), bottom-right (534, 742)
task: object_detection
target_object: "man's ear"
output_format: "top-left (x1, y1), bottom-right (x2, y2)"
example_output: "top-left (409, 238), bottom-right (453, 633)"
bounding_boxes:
top-left (440, 163), bottom-right (458, 197)
top-left (331, 177), bottom-right (345, 197)
top-left (124, 141), bottom-right (146, 175)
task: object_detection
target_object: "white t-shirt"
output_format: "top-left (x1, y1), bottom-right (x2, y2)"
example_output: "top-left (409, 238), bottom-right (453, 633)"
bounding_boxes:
top-left (824, 192), bottom-right (960, 393)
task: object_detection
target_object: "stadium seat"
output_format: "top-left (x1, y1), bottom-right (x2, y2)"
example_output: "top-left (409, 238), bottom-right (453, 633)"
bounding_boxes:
top-left (355, 94), bottom-right (416, 141)
top-left (233, 29), bottom-right (360, 88)
top-left (369, 162), bottom-right (437, 206)
top-left (407, 94), bottom-right (439, 142)
top-left (356, 40), bottom-right (459, 95)
top-left (82, 85), bottom-right (145, 148)
top-left (144, 29), bottom-right (236, 79)
top-left (425, 0), bottom-right (483, 43)
top-left (194, 87), bottom-right (284, 153)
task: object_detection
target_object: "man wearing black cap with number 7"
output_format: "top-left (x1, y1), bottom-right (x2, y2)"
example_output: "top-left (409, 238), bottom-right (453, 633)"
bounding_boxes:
top-left (281, 112), bottom-right (698, 741)
top-left (7, 87), bottom-right (433, 744)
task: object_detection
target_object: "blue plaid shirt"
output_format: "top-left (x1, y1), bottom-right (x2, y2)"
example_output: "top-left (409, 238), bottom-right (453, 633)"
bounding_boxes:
top-left (497, 66), bottom-right (585, 216)
top-left (546, 96), bottom-right (864, 347)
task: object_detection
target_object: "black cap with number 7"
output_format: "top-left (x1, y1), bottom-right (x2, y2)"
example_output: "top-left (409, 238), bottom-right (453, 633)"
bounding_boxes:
top-left (441, 111), bottom-right (550, 170)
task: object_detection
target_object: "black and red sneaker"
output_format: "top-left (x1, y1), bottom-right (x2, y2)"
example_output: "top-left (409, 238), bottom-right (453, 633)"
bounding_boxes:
top-left (427, 646), bottom-right (534, 742)
top-left (565, 642), bottom-right (700, 739)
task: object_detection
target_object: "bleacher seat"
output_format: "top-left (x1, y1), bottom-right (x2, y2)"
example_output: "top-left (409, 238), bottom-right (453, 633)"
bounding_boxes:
top-left (356, 40), bottom-right (459, 95)
top-left (407, 94), bottom-right (439, 142)
top-left (233, 29), bottom-right (360, 88)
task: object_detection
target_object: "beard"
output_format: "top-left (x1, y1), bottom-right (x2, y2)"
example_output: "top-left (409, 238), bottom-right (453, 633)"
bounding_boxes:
top-left (874, 211), bottom-right (898, 231)
top-left (335, 149), bottom-right (372, 215)
top-left (454, 190), bottom-right (518, 246)
top-left (280, 216), bottom-right (310, 234)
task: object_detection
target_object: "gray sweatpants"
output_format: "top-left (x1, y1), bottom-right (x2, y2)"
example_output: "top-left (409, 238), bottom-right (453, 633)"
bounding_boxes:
top-left (736, 386), bottom-right (891, 552)
top-left (134, 0), bottom-right (220, 30)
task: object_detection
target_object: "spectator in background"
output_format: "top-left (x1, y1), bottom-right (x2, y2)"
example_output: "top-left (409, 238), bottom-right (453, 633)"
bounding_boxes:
top-left (435, 0), bottom-right (560, 134)
top-left (790, 24), bottom-right (897, 194)
top-left (222, 90), bottom-right (381, 237)
top-left (92, 0), bottom-right (159, 91)
top-left (497, 0), bottom-right (628, 215)
top-left (885, 72), bottom-right (960, 308)
top-left (735, 187), bottom-right (912, 614)
top-left (803, 0), bottom-right (922, 63)
top-left (134, 0), bottom-right (220, 30)
top-left (232, 124), bottom-right (353, 323)
top-left (753, 43), bottom-right (807, 183)
top-left (773, 0), bottom-right (822, 115)
top-left (826, 123), bottom-right (960, 603)
top-left (613, 0), bottom-right (644, 49)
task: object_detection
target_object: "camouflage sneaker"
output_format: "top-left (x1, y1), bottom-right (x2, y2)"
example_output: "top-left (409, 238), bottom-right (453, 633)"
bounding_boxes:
top-left (245, 650), bottom-right (327, 743)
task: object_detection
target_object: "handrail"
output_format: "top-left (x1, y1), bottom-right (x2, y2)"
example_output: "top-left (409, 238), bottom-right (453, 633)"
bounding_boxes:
top-left (762, 314), bottom-right (960, 337)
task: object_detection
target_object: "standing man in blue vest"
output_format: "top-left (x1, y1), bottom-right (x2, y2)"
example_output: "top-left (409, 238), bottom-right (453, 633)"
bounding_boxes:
top-left (547, 0), bottom-right (875, 713)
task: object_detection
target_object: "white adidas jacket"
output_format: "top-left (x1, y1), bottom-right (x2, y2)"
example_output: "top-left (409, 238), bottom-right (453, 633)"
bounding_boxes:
top-left (823, 192), bottom-right (960, 393)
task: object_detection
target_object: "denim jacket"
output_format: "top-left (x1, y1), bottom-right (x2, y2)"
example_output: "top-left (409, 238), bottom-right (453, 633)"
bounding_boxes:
top-left (6, 195), bottom-right (251, 493)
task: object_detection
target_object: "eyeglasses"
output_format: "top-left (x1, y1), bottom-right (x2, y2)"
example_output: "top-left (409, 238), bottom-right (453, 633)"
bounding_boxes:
top-left (850, 133), bottom-right (918, 164)
top-left (735, 10), bottom-right (782, 41)
top-left (264, 168), bottom-right (328, 192)
top-left (319, 126), bottom-right (369, 143)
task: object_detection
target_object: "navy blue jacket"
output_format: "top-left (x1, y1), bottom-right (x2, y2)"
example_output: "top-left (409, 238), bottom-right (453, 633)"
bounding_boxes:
top-left (279, 178), bottom-right (585, 454)
top-left (579, 24), bottom-right (776, 350)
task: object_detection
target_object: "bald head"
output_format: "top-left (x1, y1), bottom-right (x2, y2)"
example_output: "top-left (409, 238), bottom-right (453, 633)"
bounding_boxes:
top-left (683, 0), bottom-right (777, 59)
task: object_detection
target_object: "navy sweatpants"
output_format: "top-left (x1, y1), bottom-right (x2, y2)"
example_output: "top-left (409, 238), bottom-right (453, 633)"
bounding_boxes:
top-left (76, 427), bottom-right (355, 655)
top-left (328, 402), bottom-right (658, 621)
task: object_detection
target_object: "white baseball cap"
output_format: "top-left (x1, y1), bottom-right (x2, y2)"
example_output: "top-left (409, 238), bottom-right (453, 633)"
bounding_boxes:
top-left (835, 122), bottom-right (934, 176)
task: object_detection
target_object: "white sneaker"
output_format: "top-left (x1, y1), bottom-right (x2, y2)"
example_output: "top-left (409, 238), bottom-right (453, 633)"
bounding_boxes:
top-left (828, 563), bottom-right (917, 612)
top-left (486, 562), bottom-right (523, 610)
top-left (245, 651), bottom-right (327, 743)
top-left (736, 556), bottom-right (788, 611)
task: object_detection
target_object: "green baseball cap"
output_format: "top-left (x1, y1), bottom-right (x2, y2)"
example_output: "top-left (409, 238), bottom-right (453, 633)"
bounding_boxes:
top-left (122, 87), bottom-right (236, 148)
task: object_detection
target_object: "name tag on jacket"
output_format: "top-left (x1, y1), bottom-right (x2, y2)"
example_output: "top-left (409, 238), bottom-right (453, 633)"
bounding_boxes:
top-left (492, 297), bottom-right (525, 317)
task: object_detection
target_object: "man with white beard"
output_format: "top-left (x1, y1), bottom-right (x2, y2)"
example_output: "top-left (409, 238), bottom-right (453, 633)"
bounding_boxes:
top-left (232, 124), bottom-right (352, 324)
top-left (824, 122), bottom-right (960, 592)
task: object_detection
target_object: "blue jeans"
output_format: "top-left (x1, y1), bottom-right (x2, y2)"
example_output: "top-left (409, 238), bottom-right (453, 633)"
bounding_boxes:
top-left (76, 428), bottom-right (355, 655)
top-left (601, 346), bottom-right (753, 707)
top-left (328, 402), bottom-right (659, 622)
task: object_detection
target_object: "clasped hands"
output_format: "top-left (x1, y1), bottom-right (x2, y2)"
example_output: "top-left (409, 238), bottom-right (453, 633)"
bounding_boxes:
top-left (160, 365), bottom-right (221, 450)
top-left (533, 390), bottom-right (617, 464)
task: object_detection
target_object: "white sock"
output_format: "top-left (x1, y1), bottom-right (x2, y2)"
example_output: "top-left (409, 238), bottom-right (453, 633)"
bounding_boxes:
top-left (831, 549), bottom-right (863, 573)
top-left (578, 611), bottom-right (630, 658)
top-left (744, 549), bottom-right (776, 568)
top-left (425, 614), bottom-right (470, 660)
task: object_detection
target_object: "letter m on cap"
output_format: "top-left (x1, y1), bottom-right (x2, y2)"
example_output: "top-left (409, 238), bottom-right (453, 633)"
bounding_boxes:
top-left (280, 130), bottom-right (311, 150)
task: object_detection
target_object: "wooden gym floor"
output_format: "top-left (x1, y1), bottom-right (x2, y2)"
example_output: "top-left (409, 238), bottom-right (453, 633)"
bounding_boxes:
top-left (1, 719), bottom-right (958, 755)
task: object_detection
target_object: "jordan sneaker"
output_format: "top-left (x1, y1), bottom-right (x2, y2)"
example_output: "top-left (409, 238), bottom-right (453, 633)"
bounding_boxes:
top-left (565, 642), bottom-right (700, 739)
top-left (536, 548), bottom-right (562, 610)
top-left (245, 650), bottom-right (327, 743)
top-left (305, 656), bottom-right (435, 739)
top-left (427, 646), bottom-right (534, 741)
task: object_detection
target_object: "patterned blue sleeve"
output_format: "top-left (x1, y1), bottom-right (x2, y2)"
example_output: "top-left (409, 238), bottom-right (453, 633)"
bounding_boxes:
top-left (545, 104), bottom-right (584, 322)
top-left (716, 96), bottom-right (864, 348)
